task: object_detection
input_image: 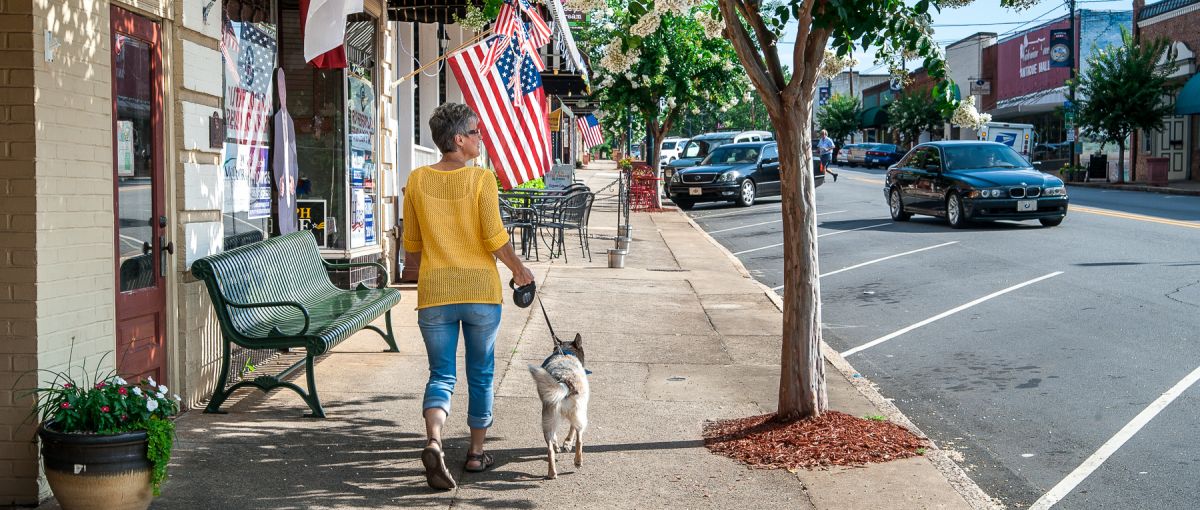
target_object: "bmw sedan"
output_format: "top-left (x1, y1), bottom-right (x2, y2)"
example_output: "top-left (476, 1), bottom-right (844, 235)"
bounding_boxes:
top-left (884, 141), bottom-right (1068, 228)
top-left (668, 142), bottom-right (823, 209)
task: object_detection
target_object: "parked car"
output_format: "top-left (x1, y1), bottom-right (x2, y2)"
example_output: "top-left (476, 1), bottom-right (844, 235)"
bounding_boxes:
top-left (666, 131), bottom-right (773, 180)
top-left (863, 143), bottom-right (903, 168)
top-left (835, 145), bottom-right (851, 164)
top-left (659, 137), bottom-right (689, 165)
top-left (669, 142), bottom-right (823, 209)
top-left (884, 141), bottom-right (1068, 228)
top-left (846, 144), bottom-right (871, 166)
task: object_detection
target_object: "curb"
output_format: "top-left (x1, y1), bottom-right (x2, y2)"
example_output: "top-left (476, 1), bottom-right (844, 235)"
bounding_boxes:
top-left (1067, 181), bottom-right (1200, 197)
top-left (677, 207), bottom-right (1002, 510)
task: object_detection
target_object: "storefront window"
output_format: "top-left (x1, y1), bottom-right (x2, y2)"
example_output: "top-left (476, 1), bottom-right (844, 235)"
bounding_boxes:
top-left (221, 14), bottom-right (277, 249)
top-left (282, 10), bottom-right (377, 252)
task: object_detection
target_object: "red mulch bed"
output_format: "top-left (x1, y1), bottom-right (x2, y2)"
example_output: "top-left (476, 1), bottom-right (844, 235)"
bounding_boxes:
top-left (702, 411), bottom-right (927, 470)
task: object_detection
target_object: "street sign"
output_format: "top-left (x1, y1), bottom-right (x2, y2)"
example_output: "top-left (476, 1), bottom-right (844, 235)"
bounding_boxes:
top-left (818, 86), bottom-right (830, 106)
top-left (969, 79), bottom-right (991, 95)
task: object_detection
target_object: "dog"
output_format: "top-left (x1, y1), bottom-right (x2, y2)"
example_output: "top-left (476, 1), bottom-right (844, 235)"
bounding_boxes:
top-left (527, 333), bottom-right (589, 480)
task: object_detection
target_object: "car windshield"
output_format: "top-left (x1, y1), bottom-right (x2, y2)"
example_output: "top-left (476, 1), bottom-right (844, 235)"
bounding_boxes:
top-left (943, 145), bottom-right (1030, 171)
top-left (874, 144), bottom-right (898, 152)
top-left (682, 138), bottom-right (731, 158)
top-left (661, 141), bottom-right (678, 150)
top-left (702, 146), bottom-right (761, 165)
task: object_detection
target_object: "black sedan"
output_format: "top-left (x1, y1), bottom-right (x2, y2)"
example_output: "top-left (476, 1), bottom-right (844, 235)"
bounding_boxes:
top-left (668, 142), bottom-right (824, 209)
top-left (884, 141), bottom-right (1068, 228)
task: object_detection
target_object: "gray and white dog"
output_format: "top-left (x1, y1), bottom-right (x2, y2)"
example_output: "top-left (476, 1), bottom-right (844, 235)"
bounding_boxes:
top-left (527, 333), bottom-right (589, 479)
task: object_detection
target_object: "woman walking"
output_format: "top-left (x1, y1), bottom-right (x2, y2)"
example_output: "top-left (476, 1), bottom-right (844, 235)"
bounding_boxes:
top-left (402, 103), bottom-right (536, 490)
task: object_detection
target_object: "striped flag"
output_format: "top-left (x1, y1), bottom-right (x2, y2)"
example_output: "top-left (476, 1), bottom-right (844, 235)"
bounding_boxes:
top-left (478, 0), bottom-right (551, 75)
top-left (449, 41), bottom-right (550, 189)
top-left (577, 114), bottom-right (603, 151)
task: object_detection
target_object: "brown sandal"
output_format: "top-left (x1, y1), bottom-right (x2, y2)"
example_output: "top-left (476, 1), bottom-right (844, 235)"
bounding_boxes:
top-left (464, 451), bottom-right (495, 473)
top-left (421, 439), bottom-right (456, 490)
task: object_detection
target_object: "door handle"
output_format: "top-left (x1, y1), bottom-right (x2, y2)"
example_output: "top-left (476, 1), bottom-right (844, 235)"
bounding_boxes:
top-left (159, 236), bottom-right (174, 278)
top-left (142, 241), bottom-right (152, 255)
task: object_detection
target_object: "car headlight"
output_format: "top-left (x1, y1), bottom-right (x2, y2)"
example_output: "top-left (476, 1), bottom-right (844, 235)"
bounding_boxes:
top-left (968, 188), bottom-right (1001, 198)
top-left (717, 172), bottom-right (738, 182)
top-left (1043, 186), bottom-right (1067, 197)
top-left (670, 173), bottom-right (682, 183)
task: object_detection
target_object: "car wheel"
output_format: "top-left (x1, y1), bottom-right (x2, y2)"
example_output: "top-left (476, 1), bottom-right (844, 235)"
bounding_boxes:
top-left (1039, 216), bottom-right (1064, 227)
top-left (946, 193), bottom-right (970, 229)
top-left (888, 189), bottom-right (911, 221)
top-left (737, 180), bottom-right (756, 207)
top-left (675, 199), bottom-right (695, 210)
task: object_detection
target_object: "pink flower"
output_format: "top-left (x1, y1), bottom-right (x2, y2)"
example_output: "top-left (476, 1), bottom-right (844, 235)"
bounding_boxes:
top-left (120, 414), bottom-right (128, 421)
top-left (118, 387), bottom-right (128, 395)
top-left (94, 382), bottom-right (106, 390)
top-left (59, 402), bottom-right (70, 409)
top-left (100, 406), bottom-right (110, 413)
top-left (62, 383), bottom-right (73, 389)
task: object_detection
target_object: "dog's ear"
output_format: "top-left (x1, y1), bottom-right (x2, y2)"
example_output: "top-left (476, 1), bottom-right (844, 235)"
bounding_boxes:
top-left (571, 333), bottom-right (583, 349)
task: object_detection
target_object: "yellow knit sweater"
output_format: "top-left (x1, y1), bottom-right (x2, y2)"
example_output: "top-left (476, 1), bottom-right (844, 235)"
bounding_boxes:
top-left (402, 166), bottom-right (510, 309)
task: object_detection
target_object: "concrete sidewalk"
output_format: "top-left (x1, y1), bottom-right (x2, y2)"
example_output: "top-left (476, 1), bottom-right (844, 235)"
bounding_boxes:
top-left (83, 161), bottom-right (993, 509)
top-left (1067, 178), bottom-right (1200, 196)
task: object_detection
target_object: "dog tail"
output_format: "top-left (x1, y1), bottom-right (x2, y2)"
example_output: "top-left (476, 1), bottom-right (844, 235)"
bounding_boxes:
top-left (528, 365), bottom-right (570, 404)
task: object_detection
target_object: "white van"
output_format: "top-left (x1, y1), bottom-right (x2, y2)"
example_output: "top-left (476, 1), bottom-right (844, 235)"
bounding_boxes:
top-left (659, 137), bottom-right (690, 164)
top-left (977, 122), bottom-right (1035, 158)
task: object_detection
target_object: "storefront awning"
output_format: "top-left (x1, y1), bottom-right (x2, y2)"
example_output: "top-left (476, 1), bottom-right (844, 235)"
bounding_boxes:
top-left (860, 106), bottom-right (889, 128)
top-left (1177, 73), bottom-right (1200, 115)
top-left (386, 0), bottom-right (477, 24)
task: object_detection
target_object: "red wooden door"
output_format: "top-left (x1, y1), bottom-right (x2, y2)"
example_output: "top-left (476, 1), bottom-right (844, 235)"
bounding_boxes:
top-left (112, 6), bottom-right (169, 384)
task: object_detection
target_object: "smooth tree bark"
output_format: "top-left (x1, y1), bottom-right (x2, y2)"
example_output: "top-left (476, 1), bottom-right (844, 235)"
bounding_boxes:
top-left (718, 0), bottom-right (830, 419)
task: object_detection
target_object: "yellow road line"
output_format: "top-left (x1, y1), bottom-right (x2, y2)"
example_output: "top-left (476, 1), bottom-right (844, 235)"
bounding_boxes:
top-left (1072, 205), bottom-right (1200, 229)
top-left (848, 176), bottom-right (883, 185)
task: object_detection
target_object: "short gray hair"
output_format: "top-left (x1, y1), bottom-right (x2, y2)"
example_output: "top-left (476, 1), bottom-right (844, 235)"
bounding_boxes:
top-left (429, 103), bottom-right (478, 154)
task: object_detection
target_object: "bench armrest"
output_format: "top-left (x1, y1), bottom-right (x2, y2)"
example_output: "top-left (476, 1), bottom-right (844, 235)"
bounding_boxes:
top-left (222, 298), bottom-right (311, 337)
top-left (323, 260), bottom-right (390, 289)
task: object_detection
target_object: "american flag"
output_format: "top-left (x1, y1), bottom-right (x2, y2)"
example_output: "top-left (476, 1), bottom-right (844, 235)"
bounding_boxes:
top-left (449, 41), bottom-right (550, 189)
top-left (478, 0), bottom-right (551, 75)
top-left (577, 114), bottom-right (603, 151)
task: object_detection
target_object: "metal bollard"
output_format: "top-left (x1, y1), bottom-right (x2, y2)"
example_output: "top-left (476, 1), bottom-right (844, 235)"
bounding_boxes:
top-left (607, 248), bottom-right (628, 268)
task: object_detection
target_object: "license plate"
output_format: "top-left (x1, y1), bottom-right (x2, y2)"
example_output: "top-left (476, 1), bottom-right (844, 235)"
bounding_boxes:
top-left (1017, 199), bottom-right (1036, 211)
top-left (689, 187), bottom-right (702, 196)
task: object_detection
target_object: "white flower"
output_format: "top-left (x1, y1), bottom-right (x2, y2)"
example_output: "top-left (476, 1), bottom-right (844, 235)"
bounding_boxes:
top-left (113, 376), bottom-right (127, 386)
top-left (722, 60), bottom-right (736, 72)
top-left (132, 387), bottom-right (143, 396)
top-left (157, 392), bottom-right (166, 400)
top-left (147, 376), bottom-right (156, 388)
top-left (146, 399), bottom-right (159, 412)
top-left (666, 97), bottom-right (677, 109)
top-left (630, 14), bottom-right (662, 38)
top-left (173, 394), bottom-right (182, 402)
top-left (158, 384), bottom-right (168, 394)
top-left (696, 11), bottom-right (726, 40)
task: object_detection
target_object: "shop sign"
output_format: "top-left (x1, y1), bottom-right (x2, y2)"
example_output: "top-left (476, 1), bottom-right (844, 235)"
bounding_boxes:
top-left (346, 72), bottom-right (377, 248)
top-left (565, 10), bottom-right (586, 29)
top-left (548, 108), bottom-right (562, 132)
top-left (1049, 29), bottom-right (1073, 68)
top-left (297, 199), bottom-right (328, 247)
top-left (222, 20), bottom-right (277, 220)
top-left (993, 19), bottom-right (1071, 102)
top-left (546, 164), bottom-right (575, 189)
top-left (969, 79), bottom-right (991, 96)
top-left (818, 86), bottom-right (830, 106)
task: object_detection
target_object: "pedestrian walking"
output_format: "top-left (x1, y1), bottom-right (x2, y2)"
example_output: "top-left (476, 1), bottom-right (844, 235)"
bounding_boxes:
top-left (402, 102), bottom-right (536, 490)
top-left (818, 129), bottom-right (838, 182)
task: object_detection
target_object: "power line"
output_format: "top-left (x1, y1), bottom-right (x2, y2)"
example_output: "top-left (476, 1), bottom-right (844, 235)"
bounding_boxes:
top-left (933, 20), bottom-right (1045, 27)
top-left (997, 0), bottom-right (1070, 37)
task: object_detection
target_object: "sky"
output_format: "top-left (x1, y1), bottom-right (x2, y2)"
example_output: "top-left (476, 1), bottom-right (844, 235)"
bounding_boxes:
top-left (777, 0), bottom-right (1134, 74)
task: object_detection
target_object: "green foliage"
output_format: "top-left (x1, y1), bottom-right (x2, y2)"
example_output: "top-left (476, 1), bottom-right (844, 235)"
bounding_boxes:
top-left (888, 91), bottom-right (946, 148)
top-left (144, 417), bottom-right (175, 496)
top-left (865, 414), bottom-right (887, 422)
top-left (22, 354), bottom-right (182, 496)
top-left (1075, 27), bottom-right (1180, 172)
top-left (495, 174), bottom-right (545, 190)
top-left (816, 94), bottom-right (863, 145)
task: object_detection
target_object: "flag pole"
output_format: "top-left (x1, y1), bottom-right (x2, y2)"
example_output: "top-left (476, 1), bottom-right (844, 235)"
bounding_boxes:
top-left (387, 29), bottom-right (494, 92)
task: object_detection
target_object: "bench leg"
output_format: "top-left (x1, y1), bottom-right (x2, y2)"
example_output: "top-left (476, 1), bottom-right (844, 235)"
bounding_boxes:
top-left (204, 338), bottom-right (235, 414)
top-left (365, 310), bottom-right (400, 352)
top-left (301, 353), bottom-right (326, 418)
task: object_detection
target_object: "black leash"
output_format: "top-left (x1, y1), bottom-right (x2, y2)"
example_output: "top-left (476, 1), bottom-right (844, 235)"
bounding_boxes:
top-left (538, 295), bottom-right (563, 346)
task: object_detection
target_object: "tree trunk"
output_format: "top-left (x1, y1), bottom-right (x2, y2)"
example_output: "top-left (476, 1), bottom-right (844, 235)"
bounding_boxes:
top-left (771, 98), bottom-right (828, 421)
top-left (647, 118), bottom-right (666, 209)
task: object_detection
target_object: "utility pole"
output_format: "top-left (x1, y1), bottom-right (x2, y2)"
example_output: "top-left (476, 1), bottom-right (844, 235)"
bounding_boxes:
top-left (1068, 0), bottom-right (1079, 175)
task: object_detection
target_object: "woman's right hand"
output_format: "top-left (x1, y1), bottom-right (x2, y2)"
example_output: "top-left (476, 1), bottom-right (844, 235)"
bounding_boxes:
top-left (512, 264), bottom-right (535, 287)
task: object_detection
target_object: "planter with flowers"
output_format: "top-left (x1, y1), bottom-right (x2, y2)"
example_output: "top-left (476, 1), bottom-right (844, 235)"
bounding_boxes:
top-left (28, 367), bottom-right (181, 510)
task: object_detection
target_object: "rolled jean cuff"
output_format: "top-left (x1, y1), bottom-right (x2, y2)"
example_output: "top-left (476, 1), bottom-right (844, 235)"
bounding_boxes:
top-left (467, 412), bottom-right (492, 429)
top-left (423, 400), bottom-right (451, 417)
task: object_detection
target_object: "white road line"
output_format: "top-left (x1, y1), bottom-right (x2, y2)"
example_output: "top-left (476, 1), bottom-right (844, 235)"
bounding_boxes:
top-left (732, 223), bottom-right (891, 256)
top-left (770, 241), bottom-right (959, 290)
top-left (840, 271), bottom-right (1063, 357)
top-left (1029, 364), bottom-right (1200, 510)
top-left (708, 211), bottom-right (847, 234)
top-left (691, 205), bottom-right (781, 220)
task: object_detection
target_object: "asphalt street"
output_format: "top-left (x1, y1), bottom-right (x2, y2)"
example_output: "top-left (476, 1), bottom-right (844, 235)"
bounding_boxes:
top-left (683, 166), bottom-right (1200, 509)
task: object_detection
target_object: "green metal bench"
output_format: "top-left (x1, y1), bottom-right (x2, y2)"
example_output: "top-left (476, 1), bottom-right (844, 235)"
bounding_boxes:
top-left (191, 231), bottom-right (401, 418)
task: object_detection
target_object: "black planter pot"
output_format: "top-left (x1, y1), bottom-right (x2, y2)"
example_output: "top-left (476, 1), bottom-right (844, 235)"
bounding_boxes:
top-left (38, 422), bottom-right (153, 510)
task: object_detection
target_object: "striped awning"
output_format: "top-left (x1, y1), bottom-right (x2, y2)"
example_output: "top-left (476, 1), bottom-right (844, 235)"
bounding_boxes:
top-left (386, 0), bottom-right (479, 23)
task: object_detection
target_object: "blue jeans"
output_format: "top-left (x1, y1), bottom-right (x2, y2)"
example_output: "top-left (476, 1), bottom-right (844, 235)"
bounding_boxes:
top-left (417, 303), bottom-right (502, 429)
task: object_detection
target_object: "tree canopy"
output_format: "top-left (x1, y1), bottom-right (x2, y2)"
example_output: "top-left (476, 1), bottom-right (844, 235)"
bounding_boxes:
top-left (815, 94), bottom-right (862, 146)
top-left (1076, 27), bottom-right (1180, 180)
top-left (888, 91), bottom-right (947, 148)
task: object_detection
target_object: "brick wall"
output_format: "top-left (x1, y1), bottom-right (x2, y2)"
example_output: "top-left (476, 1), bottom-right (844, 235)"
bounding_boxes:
top-left (0, 0), bottom-right (40, 503)
top-left (1135, 8), bottom-right (1200, 180)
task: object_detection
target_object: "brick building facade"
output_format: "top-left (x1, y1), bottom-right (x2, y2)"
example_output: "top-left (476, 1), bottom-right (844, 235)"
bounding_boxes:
top-left (1133, 0), bottom-right (1200, 182)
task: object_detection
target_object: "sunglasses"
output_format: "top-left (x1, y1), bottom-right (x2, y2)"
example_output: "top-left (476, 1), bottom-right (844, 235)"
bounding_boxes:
top-left (463, 129), bottom-right (481, 136)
